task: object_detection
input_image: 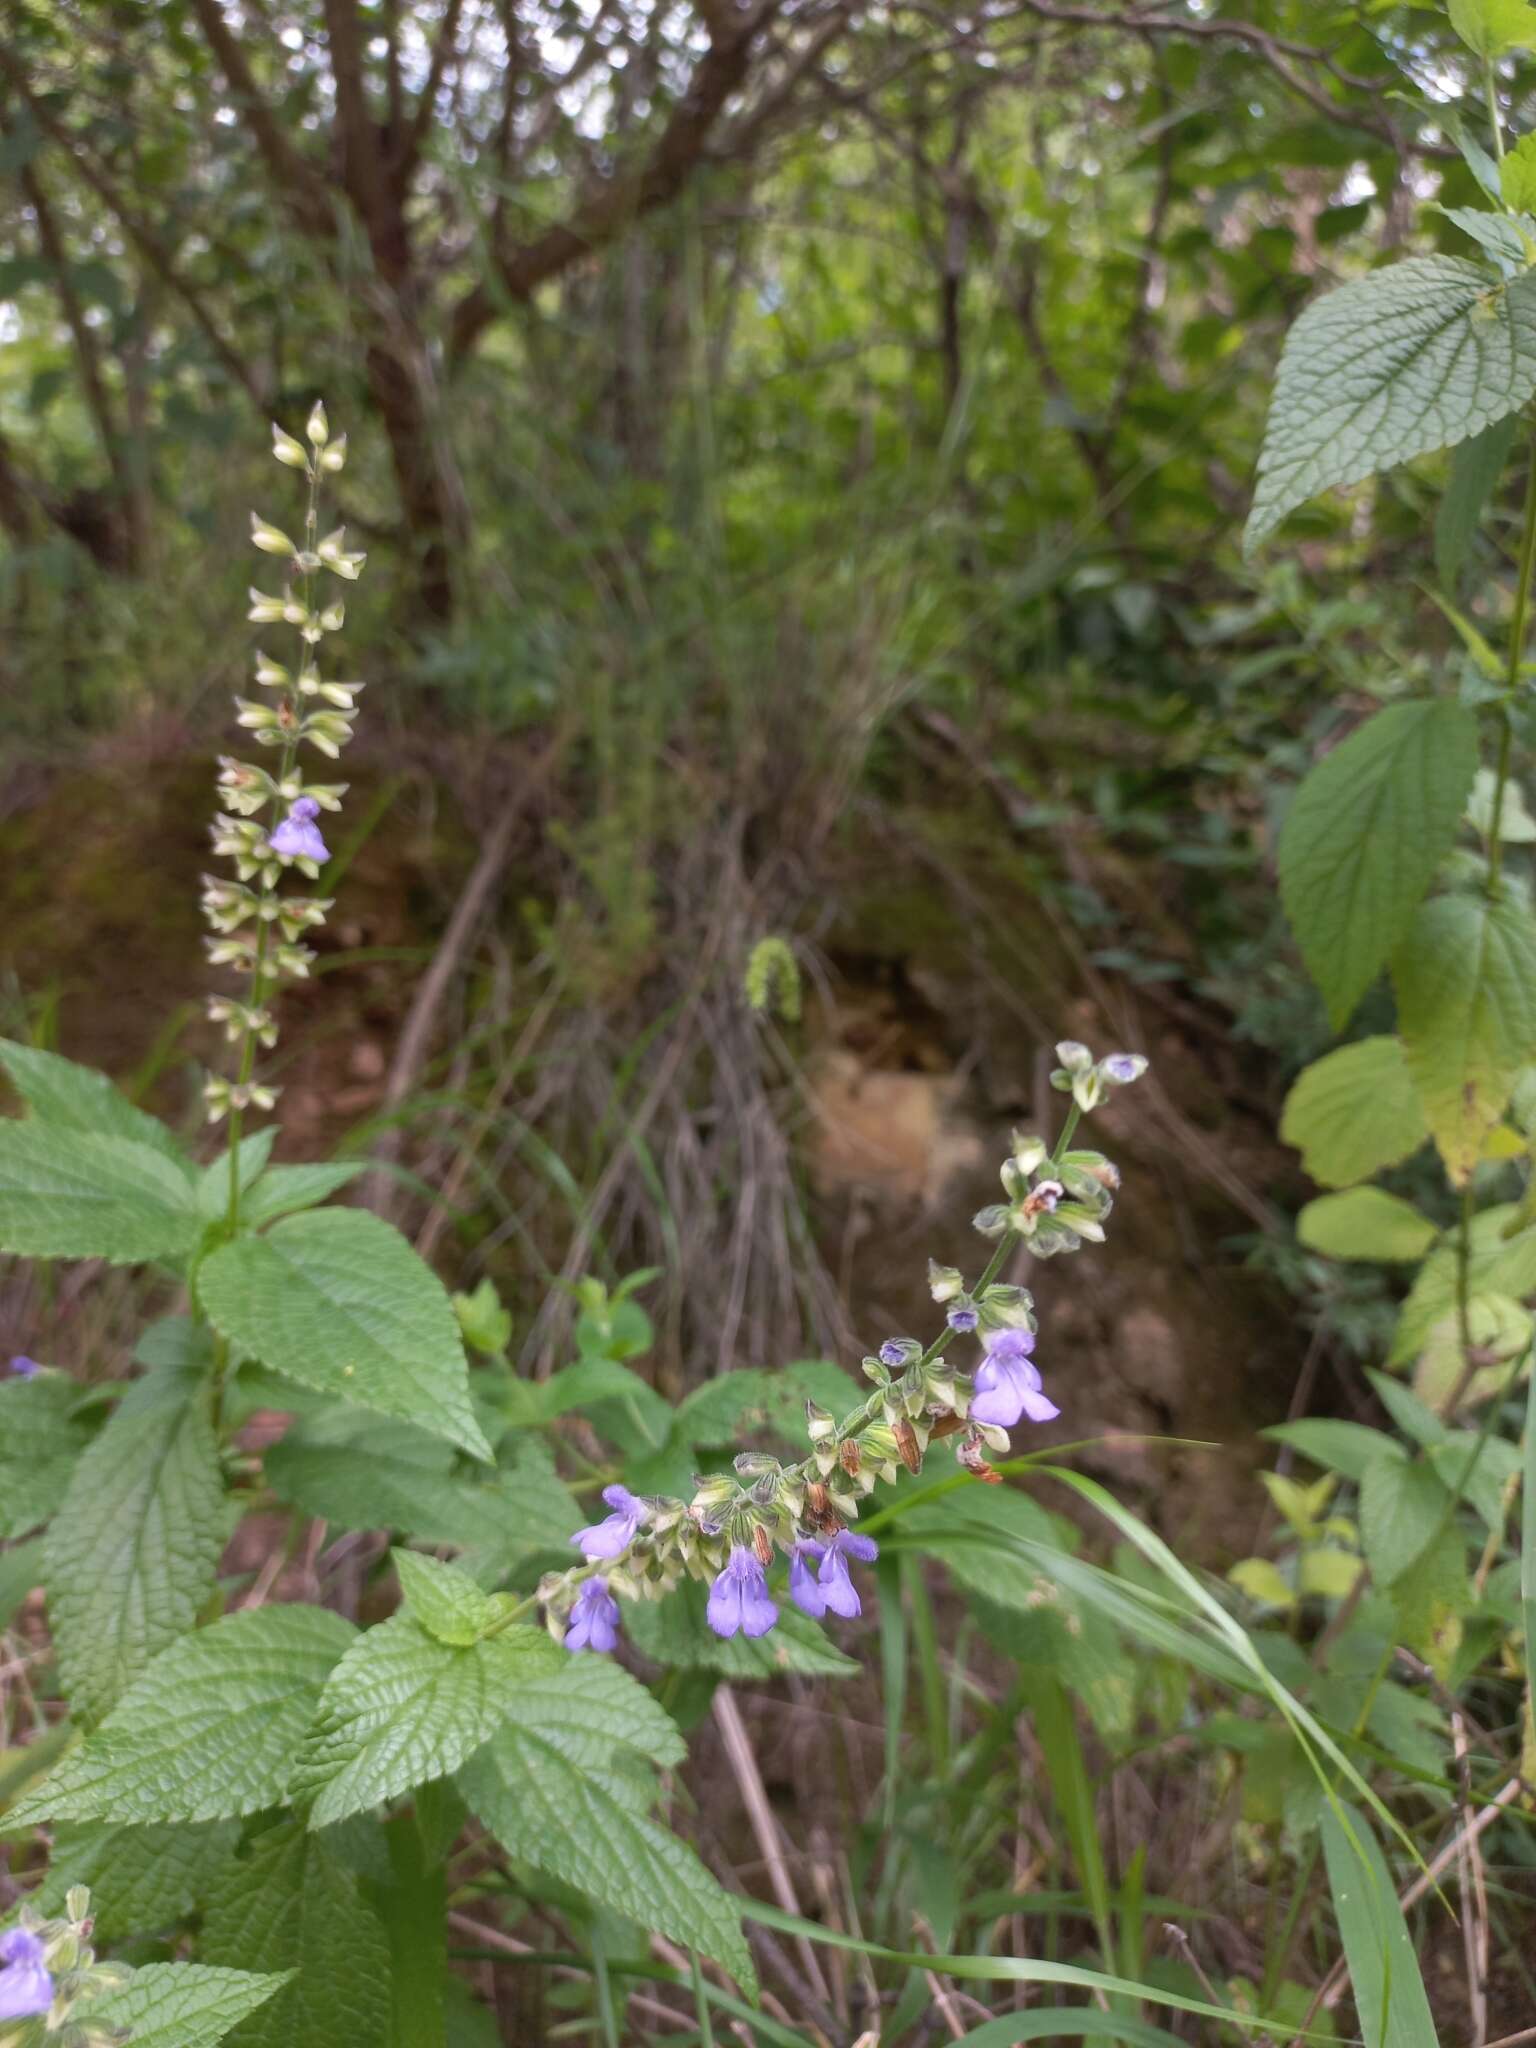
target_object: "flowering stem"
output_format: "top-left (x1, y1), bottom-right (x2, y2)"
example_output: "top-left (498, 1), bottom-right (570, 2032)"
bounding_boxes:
top-left (224, 462), bottom-right (321, 1233)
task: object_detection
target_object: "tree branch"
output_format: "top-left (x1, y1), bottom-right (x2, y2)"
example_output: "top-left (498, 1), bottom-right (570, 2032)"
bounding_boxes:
top-left (186, 0), bottom-right (335, 236)
top-left (447, 0), bottom-right (787, 365)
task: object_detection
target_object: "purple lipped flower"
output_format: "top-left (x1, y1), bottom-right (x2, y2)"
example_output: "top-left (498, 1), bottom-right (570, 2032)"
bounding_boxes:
top-left (970, 1326), bottom-right (1059, 1429)
top-left (788, 1539), bottom-right (827, 1618)
top-left (817, 1529), bottom-right (878, 1619)
top-left (7, 1355), bottom-right (41, 1378)
top-left (878, 1338), bottom-right (906, 1367)
top-left (566, 1577), bottom-right (622, 1654)
top-left (269, 796), bottom-right (330, 864)
top-left (706, 1546), bottom-right (779, 1639)
top-left (570, 1484), bottom-right (645, 1561)
top-left (947, 1304), bottom-right (979, 1333)
top-left (1102, 1052), bottom-right (1146, 1085)
top-left (0, 1927), bottom-right (53, 2021)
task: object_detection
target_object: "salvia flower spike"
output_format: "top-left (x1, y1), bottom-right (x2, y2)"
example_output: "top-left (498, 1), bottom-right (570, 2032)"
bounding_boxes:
top-left (205, 404), bottom-right (362, 1210)
top-left (533, 1044), bottom-right (1146, 1650)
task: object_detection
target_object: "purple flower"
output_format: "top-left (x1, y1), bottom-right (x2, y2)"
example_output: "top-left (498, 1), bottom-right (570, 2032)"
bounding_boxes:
top-left (947, 1305), bottom-right (979, 1333)
top-left (1102, 1052), bottom-right (1146, 1085)
top-left (7, 1355), bottom-right (41, 1378)
top-left (878, 1339), bottom-right (906, 1367)
top-left (269, 796), bottom-right (330, 863)
top-left (970, 1326), bottom-right (1059, 1429)
top-left (788, 1539), bottom-right (827, 1617)
top-left (0, 1928), bottom-right (52, 2021)
top-left (817, 1529), bottom-right (878, 1618)
top-left (706, 1546), bottom-right (779, 1639)
top-left (570, 1485), bottom-right (645, 1561)
top-left (789, 1531), bottom-right (878, 1620)
top-left (566, 1578), bottom-right (622, 1654)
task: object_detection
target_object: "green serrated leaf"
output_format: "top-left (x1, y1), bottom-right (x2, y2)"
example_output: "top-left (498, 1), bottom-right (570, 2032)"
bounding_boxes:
top-left (202, 1821), bottom-right (392, 2048)
top-left (1279, 703), bottom-right (1478, 1029)
top-left (1280, 1036), bottom-right (1429, 1188)
top-left (496, 1654), bottom-right (687, 1771)
top-left (1359, 1455), bottom-right (1453, 1589)
top-left (1246, 260), bottom-right (1536, 551)
top-left (0, 1374), bottom-right (93, 1538)
top-left (1296, 1188), bottom-right (1437, 1263)
top-left (392, 1549), bottom-right (500, 1645)
top-left (1393, 891), bottom-right (1536, 1182)
top-left (623, 1579), bottom-right (860, 1678)
top-left (91, 1963), bottom-right (295, 2048)
top-left (241, 1162), bottom-right (366, 1230)
top-left (290, 1613), bottom-right (565, 1828)
top-left (14, 1820), bottom-right (240, 1940)
top-left (10, 1604), bottom-right (356, 1825)
top-left (1437, 413), bottom-right (1519, 588)
top-left (0, 1038), bottom-right (186, 1161)
top-left (1451, 0), bottom-right (1536, 57)
top-left (0, 1123), bottom-right (201, 1265)
top-left (198, 1208), bottom-right (491, 1461)
top-left (1438, 205), bottom-right (1536, 271)
top-left (42, 1388), bottom-right (226, 1727)
top-left (459, 1724), bottom-right (755, 1994)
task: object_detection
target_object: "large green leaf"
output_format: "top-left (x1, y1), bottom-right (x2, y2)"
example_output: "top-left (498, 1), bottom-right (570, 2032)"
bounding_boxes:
top-left (240, 1162), bottom-right (366, 1229)
top-left (493, 1654), bottom-right (687, 1772)
top-left (1449, 0), bottom-right (1536, 57)
top-left (1393, 892), bottom-right (1536, 1182)
top-left (9, 1604), bottom-right (356, 1825)
top-left (42, 1387), bottom-right (226, 1727)
top-left (1279, 1037), bottom-right (1428, 1189)
top-left (0, 1123), bottom-right (200, 1264)
top-left (1359, 1456), bottom-right (1452, 1589)
top-left (459, 1723), bottom-right (755, 1994)
top-left (1296, 1188), bottom-right (1437, 1263)
top-left (15, 1820), bottom-right (239, 1939)
top-left (0, 1037), bottom-right (185, 1161)
top-left (1437, 412), bottom-right (1519, 588)
top-left (263, 1413), bottom-right (575, 1565)
top-left (202, 1821), bottom-right (392, 2048)
top-left (90, 1963), bottom-right (294, 2048)
top-left (290, 1613), bottom-right (564, 1827)
top-left (0, 1373), bottom-right (93, 1538)
top-left (1246, 259), bottom-right (1536, 550)
top-left (198, 1208), bottom-right (492, 1461)
top-left (1278, 703), bottom-right (1478, 1029)
top-left (1320, 1804), bottom-right (1439, 2048)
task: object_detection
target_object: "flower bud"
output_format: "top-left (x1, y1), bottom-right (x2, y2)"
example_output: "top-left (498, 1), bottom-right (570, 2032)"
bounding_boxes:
top-left (320, 433), bottom-right (348, 471)
top-left (306, 399), bottom-right (329, 446)
top-left (1010, 1130), bottom-right (1049, 1175)
top-left (250, 512), bottom-right (295, 555)
top-left (1054, 1040), bottom-right (1093, 1072)
top-left (254, 650), bottom-right (289, 688)
top-left (804, 1399), bottom-right (837, 1446)
top-left (272, 423), bottom-right (310, 469)
top-left (927, 1260), bottom-right (963, 1303)
top-left (972, 1203), bottom-right (1009, 1239)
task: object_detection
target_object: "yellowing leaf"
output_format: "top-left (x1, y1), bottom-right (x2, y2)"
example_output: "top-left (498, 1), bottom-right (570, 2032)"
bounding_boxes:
top-left (1393, 892), bottom-right (1536, 1183)
top-left (1297, 1187), bottom-right (1437, 1263)
top-left (1227, 1559), bottom-right (1296, 1610)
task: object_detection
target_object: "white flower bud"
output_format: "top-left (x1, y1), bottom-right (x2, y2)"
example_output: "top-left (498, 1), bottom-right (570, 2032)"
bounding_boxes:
top-left (320, 601), bottom-right (345, 631)
top-left (271, 423), bottom-right (310, 469)
top-left (254, 651), bottom-right (289, 688)
top-left (320, 433), bottom-right (347, 471)
top-left (250, 513), bottom-right (295, 555)
top-left (306, 400), bottom-right (329, 446)
top-left (248, 587), bottom-right (289, 622)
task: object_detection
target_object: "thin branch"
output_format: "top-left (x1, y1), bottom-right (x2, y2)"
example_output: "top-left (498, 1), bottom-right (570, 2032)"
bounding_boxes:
top-left (186, 0), bottom-right (334, 236)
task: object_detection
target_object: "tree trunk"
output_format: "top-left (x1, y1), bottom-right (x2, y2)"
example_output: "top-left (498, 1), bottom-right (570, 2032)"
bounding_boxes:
top-left (363, 338), bottom-right (458, 624)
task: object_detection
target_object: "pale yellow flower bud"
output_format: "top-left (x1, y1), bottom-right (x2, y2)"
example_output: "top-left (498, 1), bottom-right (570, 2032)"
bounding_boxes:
top-left (271, 423), bottom-right (310, 469)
